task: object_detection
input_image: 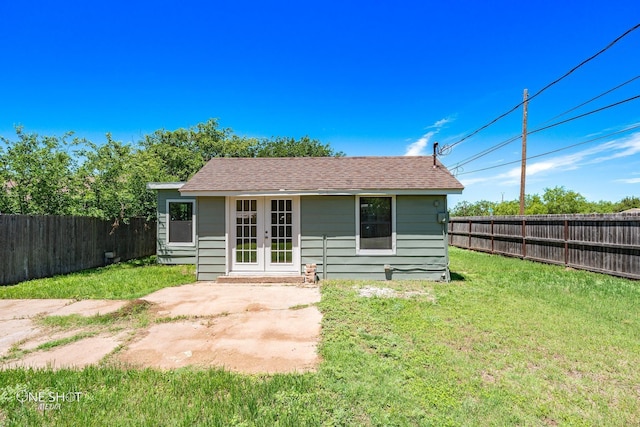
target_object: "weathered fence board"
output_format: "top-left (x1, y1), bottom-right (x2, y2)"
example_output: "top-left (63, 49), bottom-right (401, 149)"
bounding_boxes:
top-left (448, 214), bottom-right (640, 280)
top-left (0, 215), bottom-right (156, 285)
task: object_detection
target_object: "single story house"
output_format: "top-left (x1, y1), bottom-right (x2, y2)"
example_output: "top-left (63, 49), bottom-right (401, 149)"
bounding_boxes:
top-left (147, 156), bottom-right (463, 281)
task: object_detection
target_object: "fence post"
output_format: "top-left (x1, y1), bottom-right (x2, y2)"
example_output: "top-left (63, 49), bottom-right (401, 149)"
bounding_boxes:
top-left (490, 219), bottom-right (495, 254)
top-left (522, 219), bottom-right (527, 259)
top-left (564, 219), bottom-right (569, 266)
top-left (468, 220), bottom-right (472, 249)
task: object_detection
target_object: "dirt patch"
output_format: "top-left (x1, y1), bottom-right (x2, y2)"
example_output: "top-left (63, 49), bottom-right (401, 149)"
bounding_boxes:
top-left (356, 286), bottom-right (436, 301)
top-left (107, 299), bottom-right (152, 319)
top-left (245, 303), bottom-right (268, 312)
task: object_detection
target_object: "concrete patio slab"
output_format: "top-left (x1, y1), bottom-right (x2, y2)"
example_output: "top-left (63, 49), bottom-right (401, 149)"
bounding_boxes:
top-left (142, 282), bottom-right (321, 317)
top-left (117, 306), bottom-right (321, 373)
top-left (20, 329), bottom-right (89, 351)
top-left (1, 282), bottom-right (323, 373)
top-left (52, 300), bottom-right (128, 317)
top-left (0, 299), bottom-right (73, 320)
top-left (3, 332), bottom-right (129, 370)
top-left (0, 319), bottom-right (39, 357)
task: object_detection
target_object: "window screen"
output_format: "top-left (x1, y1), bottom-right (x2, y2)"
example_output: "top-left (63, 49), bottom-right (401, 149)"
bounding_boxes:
top-left (168, 201), bottom-right (194, 244)
top-left (359, 197), bottom-right (392, 250)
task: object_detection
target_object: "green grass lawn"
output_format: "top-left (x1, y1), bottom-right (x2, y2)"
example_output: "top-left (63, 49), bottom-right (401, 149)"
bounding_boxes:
top-left (1, 248), bottom-right (639, 426)
top-left (0, 257), bottom-right (196, 300)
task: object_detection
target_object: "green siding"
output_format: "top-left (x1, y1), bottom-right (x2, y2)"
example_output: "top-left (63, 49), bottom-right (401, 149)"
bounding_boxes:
top-left (155, 192), bottom-right (451, 281)
top-left (300, 195), bottom-right (450, 281)
top-left (156, 190), bottom-right (197, 265)
top-left (195, 197), bottom-right (226, 280)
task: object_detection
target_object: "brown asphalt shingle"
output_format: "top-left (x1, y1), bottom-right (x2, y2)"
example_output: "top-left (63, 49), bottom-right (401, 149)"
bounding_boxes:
top-left (180, 156), bottom-right (463, 193)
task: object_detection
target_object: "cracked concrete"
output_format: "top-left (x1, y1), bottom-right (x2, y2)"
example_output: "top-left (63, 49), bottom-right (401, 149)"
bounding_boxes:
top-left (0, 283), bottom-right (322, 373)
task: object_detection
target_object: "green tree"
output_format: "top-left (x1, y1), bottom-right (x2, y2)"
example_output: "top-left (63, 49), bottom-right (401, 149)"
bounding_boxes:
top-left (494, 200), bottom-right (520, 215)
top-left (0, 127), bottom-right (77, 215)
top-left (142, 119), bottom-right (343, 182)
top-left (614, 196), bottom-right (640, 212)
top-left (0, 144), bottom-right (9, 213)
top-left (525, 194), bottom-right (548, 215)
top-left (586, 200), bottom-right (617, 213)
top-left (451, 189), bottom-right (640, 217)
top-left (141, 118), bottom-right (250, 181)
top-left (542, 186), bottom-right (588, 214)
top-left (126, 148), bottom-right (170, 220)
top-left (450, 200), bottom-right (497, 216)
top-left (255, 136), bottom-right (344, 157)
top-left (74, 134), bottom-right (140, 223)
top-left (0, 119), bottom-right (343, 221)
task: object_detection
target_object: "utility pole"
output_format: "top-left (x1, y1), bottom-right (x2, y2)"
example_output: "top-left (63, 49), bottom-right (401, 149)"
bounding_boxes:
top-left (519, 89), bottom-right (528, 215)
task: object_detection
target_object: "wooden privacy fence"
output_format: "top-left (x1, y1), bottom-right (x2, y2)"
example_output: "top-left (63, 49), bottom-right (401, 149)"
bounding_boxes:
top-left (448, 214), bottom-right (640, 280)
top-left (0, 215), bottom-right (156, 285)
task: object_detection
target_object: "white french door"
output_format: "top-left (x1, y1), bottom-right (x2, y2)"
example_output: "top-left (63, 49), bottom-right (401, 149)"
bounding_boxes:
top-left (230, 197), bottom-right (299, 274)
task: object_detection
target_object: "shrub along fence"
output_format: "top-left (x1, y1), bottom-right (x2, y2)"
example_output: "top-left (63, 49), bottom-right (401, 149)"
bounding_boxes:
top-left (448, 214), bottom-right (640, 280)
top-left (0, 215), bottom-right (156, 285)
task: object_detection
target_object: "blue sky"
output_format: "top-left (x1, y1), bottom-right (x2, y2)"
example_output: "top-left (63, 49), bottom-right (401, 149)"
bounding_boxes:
top-left (1, 1), bottom-right (639, 206)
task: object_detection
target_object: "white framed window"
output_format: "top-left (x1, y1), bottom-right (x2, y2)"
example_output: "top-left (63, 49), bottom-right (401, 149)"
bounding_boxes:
top-left (356, 195), bottom-right (396, 255)
top-left (166, 199), bottom-right (196, 246)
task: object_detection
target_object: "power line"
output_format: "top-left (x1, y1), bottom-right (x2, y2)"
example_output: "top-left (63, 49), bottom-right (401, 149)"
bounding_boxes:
top-left (451, 76), bottom-right (640, 167)
top-left (451, 93), bottom-right (640, 171)
top-left (441, 22), bottom-right (640, 151)
top-left (451, 135), bottom-right (521, 172)
top-left (455, 123), bottom-right (640, 176)
top-left (534, 74), bottom-right (640, 127)
top-left (527, 94), bottom-right (640, 135)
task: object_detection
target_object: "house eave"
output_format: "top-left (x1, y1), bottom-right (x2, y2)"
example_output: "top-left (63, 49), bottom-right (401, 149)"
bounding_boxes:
top-left (147, 182), bottom-right (185, 190)
top-left (179, 188), bottom-right (464, 197)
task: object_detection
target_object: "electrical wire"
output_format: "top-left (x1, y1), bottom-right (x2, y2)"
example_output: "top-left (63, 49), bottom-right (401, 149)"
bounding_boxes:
top-left (534, 74), bottom-right (640, 127)
top-left (451, 93), bottom-right (640, 170)
top-left (455, 122), bottom-right (640, 176)
top-left (527, 94), bottom-right (640, 135)
top-left (450, 135), bottom-right (522, 172)
top-left (441, 22), bottom-right (640, 151)
top-left (451, 77), bottom-right (640, 166)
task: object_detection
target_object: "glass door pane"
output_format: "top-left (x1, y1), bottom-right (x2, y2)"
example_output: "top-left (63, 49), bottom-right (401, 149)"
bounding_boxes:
top-left (269, 199), bottom-right (293, 264)
top-left (235, 199), bottom-right (258, 263)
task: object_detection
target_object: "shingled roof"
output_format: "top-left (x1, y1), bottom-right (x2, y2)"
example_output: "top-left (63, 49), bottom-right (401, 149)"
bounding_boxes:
top-left (180, 156), bottom-right (464, 195)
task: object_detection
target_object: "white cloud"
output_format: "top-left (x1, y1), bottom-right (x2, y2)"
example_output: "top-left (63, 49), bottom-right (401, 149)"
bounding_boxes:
top-left (499, 157), bottom-right (576, 185)
top-left (404, 131), bottom-right (436, 156)
top-left (404, 117), bottom-right (455, 156)
top-left (459, 176), bottom-right (491, 186)
top-left (487, 131), bottom-right (640, 184)
top-left (616, 177), bottom-right (640, 184)
top-left (428, 117), bottom-right (454, 129)
top-left (586, 132), bottom-right (640, 163)
top-left (458, 129), bottom-right (640, 201)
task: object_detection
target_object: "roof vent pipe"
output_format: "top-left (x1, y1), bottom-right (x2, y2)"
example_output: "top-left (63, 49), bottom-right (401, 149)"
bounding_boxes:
top-left (433, 142), bottom-right (439, 168)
